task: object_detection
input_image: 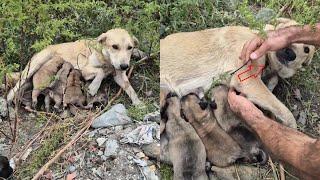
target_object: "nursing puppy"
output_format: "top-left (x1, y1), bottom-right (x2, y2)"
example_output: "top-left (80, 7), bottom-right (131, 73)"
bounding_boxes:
top-left (181, 93), bottom-right (243, 167)
top-left (160, 18), bottom-right (315, 129)
top-left (63, 69), bottom-right (87, 109)
top-left (7, 29), bottom-right (142, 105)
top-left (164, 95), bottom-right (208, 180)
top-left (31, 56), bottom-right (65, 108)
top-left (211, 85), bottom-right (267, 164)
top-left (46, 62), bottom-right (73, 111)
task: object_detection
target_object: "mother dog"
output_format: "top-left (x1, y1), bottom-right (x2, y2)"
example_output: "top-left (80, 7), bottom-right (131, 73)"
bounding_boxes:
top-left (7, 28), bottom-right (142, 105)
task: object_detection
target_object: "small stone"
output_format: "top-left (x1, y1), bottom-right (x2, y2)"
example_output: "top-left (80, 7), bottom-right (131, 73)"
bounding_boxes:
top-left (101, 155), bottom-right (107, 161)
top-left (0, 97), bottom-right (8, 118)
top-left (91, 104), bottom-right (132, 128)
top-left (114, 125), bottom-right (123, 131)
top-left (104, 139), bottom-right (119, 158)
top-left (69, 165), bottom-right (76, 173)
top-left (97, 150), bottom-right (104, 156)
top-left (96, 137), bottom-right (106, 147)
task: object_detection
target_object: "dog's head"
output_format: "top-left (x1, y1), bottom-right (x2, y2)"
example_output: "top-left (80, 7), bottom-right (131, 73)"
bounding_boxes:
top-left (181, 93), bottom-right (217, 123)
top-left (266, 18), bottom-right (315, 78)
top-left (97, 28), bottom-right (139, 71)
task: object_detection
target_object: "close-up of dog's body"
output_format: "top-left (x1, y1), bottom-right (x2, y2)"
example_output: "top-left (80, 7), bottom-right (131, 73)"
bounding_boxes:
top-left (161, 18), bottom-right (315, 129)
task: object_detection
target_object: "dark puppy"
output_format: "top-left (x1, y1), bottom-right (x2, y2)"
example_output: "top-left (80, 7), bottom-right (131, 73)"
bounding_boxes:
top-left (0, 156), bottom-right (13, 179)
top-left (164, 95), bottom-right (208, 180)
top-left (211, 85), bottom-right (267, 163)
top-left (181, 93), bottom-right (244, 167)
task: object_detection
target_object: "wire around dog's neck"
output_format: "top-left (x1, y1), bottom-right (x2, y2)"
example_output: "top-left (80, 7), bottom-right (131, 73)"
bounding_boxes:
top-left (230, 59), bottom-right (252, 75)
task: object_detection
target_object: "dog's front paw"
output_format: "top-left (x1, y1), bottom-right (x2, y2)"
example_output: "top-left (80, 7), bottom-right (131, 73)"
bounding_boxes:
top-left (88, 84), bottom-right (99, 96)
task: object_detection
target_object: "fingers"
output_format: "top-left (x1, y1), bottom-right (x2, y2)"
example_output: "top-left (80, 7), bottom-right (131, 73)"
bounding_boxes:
top-left (249, 42), bottom-right (270, 60)
top-left (240, 37), bottom-right (266, 62)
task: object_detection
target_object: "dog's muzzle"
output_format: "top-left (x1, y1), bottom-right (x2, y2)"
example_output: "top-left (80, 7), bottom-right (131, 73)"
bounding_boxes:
top-left (120, 64), bottom-right (129, 71)
top-left (276, 48), bottom-right (296, 64)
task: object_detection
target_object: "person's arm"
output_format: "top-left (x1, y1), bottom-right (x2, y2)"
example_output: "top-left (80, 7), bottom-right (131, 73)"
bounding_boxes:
top-left (227, 90), bottom-right (320, 178)
top-left (240, 23), bottom-right (320, 61)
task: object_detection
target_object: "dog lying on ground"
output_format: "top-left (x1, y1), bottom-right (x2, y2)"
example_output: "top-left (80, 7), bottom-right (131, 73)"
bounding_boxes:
top-left (160, 18), bottom-right (315, 129)
top-left (7, 28), bottom-right (143, 106)
top-left (211, 85), bottom-right (267, 164)
top-left (163, 94), bottom-right (208, 180)
top-left (180, 93), bottom-right (244, 167)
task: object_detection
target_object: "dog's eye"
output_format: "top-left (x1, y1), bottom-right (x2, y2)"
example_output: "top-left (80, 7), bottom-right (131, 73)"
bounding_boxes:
top-left (127, 46), bottom-right (133, 50)
top-left (112, 45), bottom-right (119, 50)
top-left (304, 47), bottom-right (310, 53)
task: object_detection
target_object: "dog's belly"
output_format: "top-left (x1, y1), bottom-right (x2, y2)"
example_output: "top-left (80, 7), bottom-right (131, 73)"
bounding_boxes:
top-left (160, 26), bottom-right (258, 96)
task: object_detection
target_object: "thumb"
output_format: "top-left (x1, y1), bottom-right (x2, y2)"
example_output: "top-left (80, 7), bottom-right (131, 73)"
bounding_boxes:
top-left (250, 43), bottom-right (270, 60)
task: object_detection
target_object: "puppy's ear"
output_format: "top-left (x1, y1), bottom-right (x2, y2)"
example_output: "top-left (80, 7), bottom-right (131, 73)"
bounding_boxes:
top-left (97, 33), bottom-right (108, 43)
top-left (132, 36), bottom-right (139, 47)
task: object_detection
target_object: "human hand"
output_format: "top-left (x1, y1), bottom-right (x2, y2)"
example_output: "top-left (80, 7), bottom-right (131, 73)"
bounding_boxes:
top-left (239, 30), bottom-right (292, 62)
top-left (227, 89), bottom-right (263, 120)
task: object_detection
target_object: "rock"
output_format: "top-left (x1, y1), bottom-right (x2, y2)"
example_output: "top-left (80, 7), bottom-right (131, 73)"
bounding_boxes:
top-left (96, 137), bottom-right (106, 147)
top-left (142, 143), bottom-right (160, 160)
top-left (69, 165), bottom-right (76, 173)
top-left (104, 139), bottom-right (119, 158)
top-left (142, 165), bottom-right (159, 180)
top-left (97, 150), bottom-right (104, 156)
top-left (298, 111), bottom-right (307, 125)
top-left (91, 104), bottom-right (132, 128)
top-left (120, 122), bottom-right (160, 145)
top-left (256, 8), bottom-right (276, 23)
top-left (136, 152), bottom-right (146, 159)
top-left (143, 111), bottom-right (160, 123)
top-left (0, 97), bottom-right (8, 118)
top-left (210, 165), bottom-right (268, 180)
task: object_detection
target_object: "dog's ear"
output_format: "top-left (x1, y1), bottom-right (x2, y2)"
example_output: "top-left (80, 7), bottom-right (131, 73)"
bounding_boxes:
top-left (132, 36), bottom-right (139, 47)
top-left (97, 33), bottom-right (108, 43)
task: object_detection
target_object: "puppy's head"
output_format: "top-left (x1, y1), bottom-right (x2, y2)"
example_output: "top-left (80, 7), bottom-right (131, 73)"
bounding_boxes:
top-left (265, 18), bottom-right (315, 78)
top-left (181, 93), bottom-right (217, 123)
top-left (97, 28), bottom-right (138, 71)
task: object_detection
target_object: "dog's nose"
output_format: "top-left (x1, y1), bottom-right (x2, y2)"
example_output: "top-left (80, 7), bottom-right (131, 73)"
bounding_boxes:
top-left (199, 99), bottom-right (208, 110)
top-left (120, 64), bottom-right (129, 70)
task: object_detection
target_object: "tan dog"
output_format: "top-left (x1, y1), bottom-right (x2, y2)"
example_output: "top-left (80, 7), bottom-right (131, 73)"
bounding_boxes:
top-left (7, 29), bottom-right (142, 105)
top-left (160, 19), bottom-right (315, 129)
top-left (211, 85), bottom-right (267, 163)
top-left (63, 69), bottom-right (87, 109)
top-left (32, 56), bottom-right (65, 108)
top-left (164, 95), bottom-right (208, 180)
top-left (180, 93), bottom-right (244, 167)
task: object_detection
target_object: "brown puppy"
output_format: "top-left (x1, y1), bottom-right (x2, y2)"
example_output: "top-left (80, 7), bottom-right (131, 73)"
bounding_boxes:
top-left (210, 85), bottom-right (267, 163)
top-left (181, 93), bottom-right (243, 167)
top-left (63, 69), bottom-right (86, 108)
top-left (46, 61), bottom-right (73, 111)
top-left (164, 95), bottom-right (208, 180)
top-left (32, 56), bottom-right (65, 108)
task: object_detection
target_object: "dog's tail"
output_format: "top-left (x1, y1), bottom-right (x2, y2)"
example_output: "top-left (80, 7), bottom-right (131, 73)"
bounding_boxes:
top-left (7, 49), bottom-right (54, 104)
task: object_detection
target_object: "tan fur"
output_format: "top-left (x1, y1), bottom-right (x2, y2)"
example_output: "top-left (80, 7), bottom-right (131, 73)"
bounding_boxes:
top-left (181, 94), bottom-right (243, 167)
top-left (31, 56), bottom-right (65, 108)
top-left (7, 29), bottom-right (142, 105)
top-left (164, 96), bottom-right (208, 180)
top-left (63, 69), bottom-right (86, 108)
top-left (160, 20), bottom-right (310, 128)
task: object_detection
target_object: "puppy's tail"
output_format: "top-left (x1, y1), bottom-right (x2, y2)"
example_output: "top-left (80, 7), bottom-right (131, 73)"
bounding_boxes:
top-left (7, 49), bottom-right (54, 104)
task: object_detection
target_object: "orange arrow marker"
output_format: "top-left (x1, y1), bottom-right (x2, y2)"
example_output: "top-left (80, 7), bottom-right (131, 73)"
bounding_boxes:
top-left (237, 65), bottom-right (265, 82)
